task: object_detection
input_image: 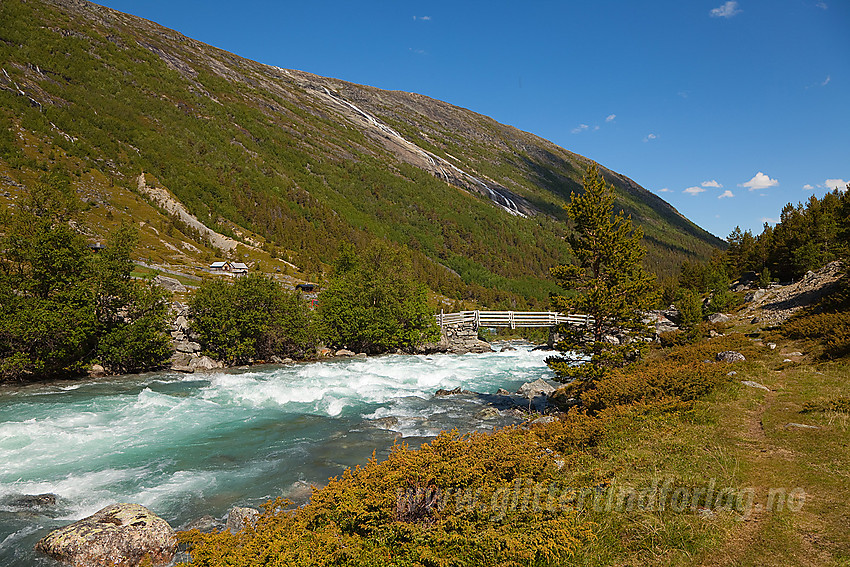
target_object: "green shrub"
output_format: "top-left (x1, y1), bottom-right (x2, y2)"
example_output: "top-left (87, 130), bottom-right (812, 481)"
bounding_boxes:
top-left (315, 243), bottom-right (439, 354)
top-left (190, 273), bottom-right (312, 364)
top-left (564, 335), bottom-right (752, 414)
top-left (0, 183), bottom-right (170, 380)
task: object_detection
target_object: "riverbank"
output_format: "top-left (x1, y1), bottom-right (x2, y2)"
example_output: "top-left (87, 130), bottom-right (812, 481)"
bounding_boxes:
top-left (175, 330), bottom-right (850, 566)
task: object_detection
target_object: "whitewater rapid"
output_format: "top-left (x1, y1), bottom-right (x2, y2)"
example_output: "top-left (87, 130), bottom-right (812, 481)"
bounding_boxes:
top-left (0, 344), bottom-right (557, 566)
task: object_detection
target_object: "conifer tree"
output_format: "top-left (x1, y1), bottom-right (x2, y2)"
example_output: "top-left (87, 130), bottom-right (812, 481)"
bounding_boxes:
top-left (547, 164), bottom-right (658, 388)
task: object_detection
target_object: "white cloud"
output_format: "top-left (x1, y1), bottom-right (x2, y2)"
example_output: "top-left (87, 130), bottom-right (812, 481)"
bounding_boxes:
top-left (803, 184), bottom-right (815, 190)
top-left (605, 114), bottom-right (616, 122)
top-left (593, 125), bottom-right (600, 131)
top-left (817, 1), bottom-right (828, 9)
top-left (683, 186), bottom-right (706, 195)
top-left (710, 1), bottom-right (741, 18)
top-left (761, 217), bottom-right (779, 225)
top-left (701, 180), bottom-right (722, 188)
top-left (824, 178), bottom-right (848, 191)
top-left (643, 133), bottom-right (657, 142)
top-left (718, 190), bottom-right (734, 199)
top-left (807, 74), bottom-right (832, 89)
top-left (739, 172), bottom-right (779, 190)
top-left (571, 124), bottom-right (589, 134)
top-left (413, 15), bottom-right (431, 21)
top-left (658, 187), bottom-right (672, 193)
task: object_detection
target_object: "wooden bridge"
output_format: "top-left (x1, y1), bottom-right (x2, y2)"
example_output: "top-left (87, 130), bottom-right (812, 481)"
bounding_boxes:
top-left (436, 310), bottom-right (593, 330)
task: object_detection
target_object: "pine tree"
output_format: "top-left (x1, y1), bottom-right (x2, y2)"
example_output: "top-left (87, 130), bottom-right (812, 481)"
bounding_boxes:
top-left (547, 164), bottom-right (659, 387)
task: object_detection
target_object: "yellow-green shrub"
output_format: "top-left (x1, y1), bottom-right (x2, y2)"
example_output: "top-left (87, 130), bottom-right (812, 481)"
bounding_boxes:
top-left (574, 335), bottom-right (753, 413)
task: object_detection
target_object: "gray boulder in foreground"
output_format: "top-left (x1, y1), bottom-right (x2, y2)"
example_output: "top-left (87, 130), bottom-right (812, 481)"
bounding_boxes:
top-left (35, 503), bottom-right (177, 567)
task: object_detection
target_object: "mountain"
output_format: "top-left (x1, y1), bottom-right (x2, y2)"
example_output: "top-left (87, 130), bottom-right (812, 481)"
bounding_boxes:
top-left (0, 0), bottom-right (724, 307)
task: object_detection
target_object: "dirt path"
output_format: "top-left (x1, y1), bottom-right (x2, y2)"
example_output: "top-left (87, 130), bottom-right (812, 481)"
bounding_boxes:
top-left (700, 354), bottom-right (843, 567)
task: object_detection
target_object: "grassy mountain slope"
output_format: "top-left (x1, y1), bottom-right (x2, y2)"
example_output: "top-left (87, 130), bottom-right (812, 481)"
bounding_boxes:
top-left (0, 0), bottom-right (724, 306)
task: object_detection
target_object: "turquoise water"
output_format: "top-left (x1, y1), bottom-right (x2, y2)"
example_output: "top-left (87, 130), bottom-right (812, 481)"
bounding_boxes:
top-left (0, 345), bottom-right (556, 566)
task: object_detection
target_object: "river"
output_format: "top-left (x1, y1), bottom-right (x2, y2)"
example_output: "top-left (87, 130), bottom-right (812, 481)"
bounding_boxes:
top-left (0, 343), bottom-right (557, 566)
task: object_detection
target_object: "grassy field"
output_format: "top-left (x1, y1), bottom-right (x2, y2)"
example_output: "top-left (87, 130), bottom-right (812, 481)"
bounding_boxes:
top-left (594, 332), bottom-right (850, 566)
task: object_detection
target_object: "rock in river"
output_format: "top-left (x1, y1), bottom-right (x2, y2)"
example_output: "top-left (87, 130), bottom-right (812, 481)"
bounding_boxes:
top-left (34, 503), bottom-right (177, 567)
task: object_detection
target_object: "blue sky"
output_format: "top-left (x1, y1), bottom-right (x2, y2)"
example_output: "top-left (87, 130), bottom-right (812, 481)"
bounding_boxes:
top-left (96, 0), bottom-right (848, 240)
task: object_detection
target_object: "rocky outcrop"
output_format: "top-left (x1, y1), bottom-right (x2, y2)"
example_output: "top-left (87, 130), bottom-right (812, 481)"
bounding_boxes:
top-left (434, 387), bottom-right (473, 397)
top-left (644, 306), bottom-right (681, 336)
top-left (35, 503), bottom-right (177, 567)
top-left (167, 302), bottom-right (223, 372)
top-left (737, 261), bottom-right (845, 324)
top-left (153, 274), bottom-right (187, 293)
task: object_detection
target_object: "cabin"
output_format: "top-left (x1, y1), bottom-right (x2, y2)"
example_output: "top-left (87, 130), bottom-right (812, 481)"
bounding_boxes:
top-left (209, 261), bottom-right (249, 276)
top-left (88, 242), bottom-right (107, 253)
top-left (295, 283), bottom-right (317, 292)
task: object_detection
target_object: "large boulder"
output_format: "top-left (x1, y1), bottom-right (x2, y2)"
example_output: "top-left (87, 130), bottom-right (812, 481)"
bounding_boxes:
top-left (174, 340), bottom-right (201, 354)
top-left (190, 355), bottom-right (223, 371)
top-left (517, 378), bottom-right (556, 399)
top-left (450, 338), bottom-right (493, 355)
top-left (34, 503), bottom-right (177, 567)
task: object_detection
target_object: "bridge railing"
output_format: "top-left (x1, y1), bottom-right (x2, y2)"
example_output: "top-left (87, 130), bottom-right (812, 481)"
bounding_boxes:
top-left (436, 310), bottom-right (593, 329)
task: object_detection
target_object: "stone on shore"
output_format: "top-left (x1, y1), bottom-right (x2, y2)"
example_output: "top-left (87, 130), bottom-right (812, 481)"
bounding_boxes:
top-left (225, 506), bottom-right (260, 533)
top-left (87, 364), bottom-right (107, 378)
top-left (34, 503), bottom-right (177, 567)
top-left (517, 378), bottom-right (556, 399)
